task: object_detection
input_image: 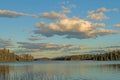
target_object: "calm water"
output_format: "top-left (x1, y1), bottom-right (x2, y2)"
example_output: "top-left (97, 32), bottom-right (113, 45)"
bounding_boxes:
top-left (0, 61), bottom-right (120, 80)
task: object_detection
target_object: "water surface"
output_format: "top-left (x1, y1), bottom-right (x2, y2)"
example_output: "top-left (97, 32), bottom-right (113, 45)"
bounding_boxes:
top-left (0, 61), bottom-right (120, 80)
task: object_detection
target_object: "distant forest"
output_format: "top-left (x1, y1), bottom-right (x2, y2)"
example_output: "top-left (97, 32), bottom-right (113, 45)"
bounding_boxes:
top-left (0, 48), bottom-right (34, 62)
top-left (52, 50), bottom-right (120, 61)
top-left (0, 48), bottom-right (120, 62)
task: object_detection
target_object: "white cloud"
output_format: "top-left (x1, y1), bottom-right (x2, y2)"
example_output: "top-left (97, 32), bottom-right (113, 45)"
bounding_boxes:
top-left (114, 24), bottom-right (120, 28)
top-left (33, 17), bottom-right (118, 39)
top-left (0, 10), bottom-right (38, 18)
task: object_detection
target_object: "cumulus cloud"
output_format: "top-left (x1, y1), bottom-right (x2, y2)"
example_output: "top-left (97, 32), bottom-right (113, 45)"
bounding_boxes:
top-left (0, 38), bottom-right (14, 48)
top-left (39, 3), bottom-right (76, 20)
top-left (0, 10), bottom-right (38, 18)
top-left (87, 28), bottom-right (118, 37)
top-left (40, 11), bottom-right (67, 20)
top-left (87, 7), bottom-right (118, 22)
top-left (33, 17), bottom-right (118, 39)
top-left (87, 9), bottom-right (109, 22)
top-left (114, 24), bottom-right (120, 28)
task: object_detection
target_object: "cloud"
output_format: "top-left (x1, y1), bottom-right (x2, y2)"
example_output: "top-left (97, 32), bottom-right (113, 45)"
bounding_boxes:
top-left (14, 48), bottom-right (40, 54)
top-left (88, 45), bottom-right (120, 54)
top-left (111, 8), bottom-right (118, 12)
top-left (93, 23), bottom-right (105, 27)
top-left (17, 42), bottom-right (74, 51)
top-left (61, 6), bottom-right (71, 14)
top-left (62, 45), bottom-right (86, 53)
top-left (87, 9), bottom-right (109, 22)
top-left (87, 28), bottom-right (118, 37)
top-left (0, 38), bottom-right (14, 48)
top-left (40, 11), bottom-right (67, 20)
top-left (16, 41), bottom-right (87, 56)
top-left (105, 45), bottom-right (120, 49)
top-left (0, 10), bottom-right (38, 18)
top-left (89, 49), bottom-right (105, 53)
top-left (87, 7), bottom-right (118, 22)
top-left (28, 36), bottom-right (42, 41)
top-left (114, 24), bottom-right (120, 28)
top-left (60, 1), bottom-right (76, 14)
top-left (33, 17), bottom-right (118, 39)
top-left (96, 7), bottom-right (108, 13)
top-left (0, 10), bottom-right (67, 20)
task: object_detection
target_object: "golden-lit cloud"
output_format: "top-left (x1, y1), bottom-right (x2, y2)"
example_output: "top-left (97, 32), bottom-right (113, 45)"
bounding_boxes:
top-left (33, 17), bottom-right (118, 39)
top-left (87, 7), bottom-right (118, 22)
top-left (114, 24), bottom-right (120, 28)
top-left (87, 8), bottom-right (109, 22)
top-left (40, 11), bottom-right (67, 20)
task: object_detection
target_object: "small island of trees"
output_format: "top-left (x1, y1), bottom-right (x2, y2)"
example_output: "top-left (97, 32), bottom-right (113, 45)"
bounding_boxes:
top-left (0, 48), bottom-right (34, 62)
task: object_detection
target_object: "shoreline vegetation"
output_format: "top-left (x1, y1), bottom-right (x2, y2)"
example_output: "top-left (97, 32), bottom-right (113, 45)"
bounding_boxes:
top-left (0, 48), bottom-right (34, 62)
top-left (36, 50), bottom-right (120, 61)
top-left (52, 51), bottom-right (120, 61)
top-left (0, 48), bottom-right (120, 62)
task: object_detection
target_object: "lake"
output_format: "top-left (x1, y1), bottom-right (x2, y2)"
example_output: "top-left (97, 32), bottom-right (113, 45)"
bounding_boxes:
top-left (0, 61), bottom-right (120, 80)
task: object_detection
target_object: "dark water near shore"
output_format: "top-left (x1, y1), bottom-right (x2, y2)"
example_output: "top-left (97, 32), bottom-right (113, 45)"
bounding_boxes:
top-left (0, 61), bottom-right (120, 80)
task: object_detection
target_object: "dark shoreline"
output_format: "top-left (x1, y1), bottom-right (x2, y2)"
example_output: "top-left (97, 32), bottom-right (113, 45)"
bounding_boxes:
top-left (35, 50), bottom-right (120, 61)
top-left (0, 48), bottom-right (120, 62)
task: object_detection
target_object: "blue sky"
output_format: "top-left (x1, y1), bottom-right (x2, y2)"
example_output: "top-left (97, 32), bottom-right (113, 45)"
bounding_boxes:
top-left (0, 0), bottom-right (120, 58)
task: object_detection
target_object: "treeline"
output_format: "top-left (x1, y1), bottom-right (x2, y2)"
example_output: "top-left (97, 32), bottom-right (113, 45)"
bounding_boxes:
top-left (0, 48), bottom-right (34, 62)
top-left (52, 50), bottom-right (120, 61)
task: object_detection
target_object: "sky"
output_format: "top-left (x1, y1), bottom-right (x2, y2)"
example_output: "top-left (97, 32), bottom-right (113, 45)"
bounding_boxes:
top-left (0, 0), bottom-right (120, 58)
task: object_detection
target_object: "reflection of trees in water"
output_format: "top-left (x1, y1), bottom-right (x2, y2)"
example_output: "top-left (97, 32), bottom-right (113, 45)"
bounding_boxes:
top-left (106, 64), bottom-right (120, 71)
top-left (0, 63), bottom-right (119, 80)
top-left (18, 71), bottom-right (71, 80)
top-left (0, 65), bottom-right (10, 80)
top-left (0, 65), bottom-right (68, 80)
top-left (0, 65), bottom-right (70, 80)
top-left (95, 64), bottom-right (120, 72)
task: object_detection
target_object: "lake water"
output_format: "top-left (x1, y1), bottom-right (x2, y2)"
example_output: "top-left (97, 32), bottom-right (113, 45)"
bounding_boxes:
top-left (0, 61), bottom-right (120, 80)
